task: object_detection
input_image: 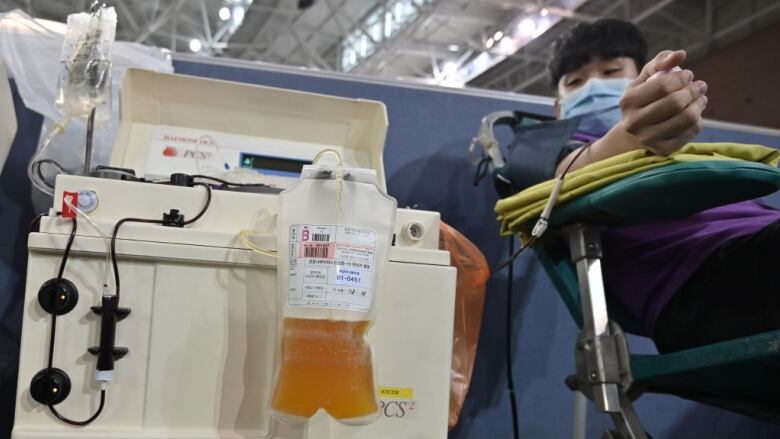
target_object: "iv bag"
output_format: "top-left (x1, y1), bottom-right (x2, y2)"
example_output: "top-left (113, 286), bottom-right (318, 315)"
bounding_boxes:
top-left (57, 6), bottom-right (116, 119)
top-left (273, 161), bottom-right (396, 425)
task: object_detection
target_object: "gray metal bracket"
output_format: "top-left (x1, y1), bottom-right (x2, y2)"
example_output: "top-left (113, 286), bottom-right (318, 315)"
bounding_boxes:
top-left (572, 322), bottom-right (633, 398)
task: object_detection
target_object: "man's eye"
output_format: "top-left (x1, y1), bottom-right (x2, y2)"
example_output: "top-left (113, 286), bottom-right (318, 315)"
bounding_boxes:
top-left (566, 78), bottom-right (581, 86)
top-left (604, 68), bottom-right (623, 75)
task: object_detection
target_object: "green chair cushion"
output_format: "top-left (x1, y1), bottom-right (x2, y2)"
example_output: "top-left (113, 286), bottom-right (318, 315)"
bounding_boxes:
top-left (546, 160), bottom-right (780, 227)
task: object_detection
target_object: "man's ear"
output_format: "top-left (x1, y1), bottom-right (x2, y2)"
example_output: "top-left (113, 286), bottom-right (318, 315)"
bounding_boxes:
top-left (554, 98), bottom-right (561, 119)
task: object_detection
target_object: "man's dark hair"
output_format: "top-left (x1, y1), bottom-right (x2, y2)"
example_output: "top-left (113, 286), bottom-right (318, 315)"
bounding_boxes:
top-left (548, 19), bottom-right (648, 89)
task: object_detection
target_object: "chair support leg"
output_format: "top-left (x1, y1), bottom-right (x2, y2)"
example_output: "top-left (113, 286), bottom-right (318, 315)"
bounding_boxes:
top-left (566, 224), bottom-right (648, 439)
top-left (573, 391), bottom-right (587, 439)
top-left (608, 393), bottom-right (648, 439)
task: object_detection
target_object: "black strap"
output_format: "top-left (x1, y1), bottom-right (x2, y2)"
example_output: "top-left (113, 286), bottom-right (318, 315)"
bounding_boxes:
top-left (473, 155), bottom-right (492, 186)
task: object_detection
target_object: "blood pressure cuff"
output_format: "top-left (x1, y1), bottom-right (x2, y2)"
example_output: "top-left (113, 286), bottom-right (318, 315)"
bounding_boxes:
top-left (494, 115), bottom-right (582, 198)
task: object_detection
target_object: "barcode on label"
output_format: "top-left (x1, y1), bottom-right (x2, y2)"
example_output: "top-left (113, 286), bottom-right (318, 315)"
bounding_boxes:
top-left (304, 246), bottom-right (330, 258)
top-left (312, 233), bottom-right (331, 242)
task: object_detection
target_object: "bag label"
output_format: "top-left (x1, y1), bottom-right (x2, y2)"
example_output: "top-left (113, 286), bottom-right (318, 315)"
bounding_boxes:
top-left (378, 386), bottom-right (417, 420)
top-left (288, 224), bottom-right (376, 311)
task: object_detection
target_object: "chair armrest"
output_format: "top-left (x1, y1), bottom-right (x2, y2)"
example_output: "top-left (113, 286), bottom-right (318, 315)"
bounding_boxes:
top-left (545, 160), bottom-right (780, 228)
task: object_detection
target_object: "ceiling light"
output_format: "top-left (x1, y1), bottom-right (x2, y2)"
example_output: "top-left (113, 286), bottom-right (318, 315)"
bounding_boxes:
top-left (533, 17), bottom-right (551, 38)
top-left (447, 44), bottom-right (460, 52)
top-left (485, 37), bottom-right (495, 49)
top-left (498, 36), bottom-right (516, 54)
top-left (442, 61), bottom-right (458, 76)
top-left (493, 30), bottom-right (504, 41)
top-left (540, 8), bottom-right (549, 17)
top-left (219, 7), bottom-right (231, 21)
top-left (189, 39), bottom-right (202, 52)
top-left (518, 18), bottom-right (536, 37)
top-left (233, 6), bottom-right (245, 23)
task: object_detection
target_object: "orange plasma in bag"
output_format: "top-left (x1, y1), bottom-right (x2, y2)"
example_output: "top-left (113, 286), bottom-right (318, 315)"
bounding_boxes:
top-left (271, 318), bottom-right (378, 420)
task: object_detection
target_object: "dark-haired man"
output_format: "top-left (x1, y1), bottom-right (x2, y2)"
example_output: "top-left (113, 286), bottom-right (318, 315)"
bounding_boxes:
top-left (524, 19), bottom-right (780, 353)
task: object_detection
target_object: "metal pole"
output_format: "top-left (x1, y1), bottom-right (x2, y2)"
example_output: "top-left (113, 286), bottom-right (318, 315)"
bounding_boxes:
top-left (84, 107), bottom-right (96, 175)
top-left (506, 237), bottom-right (520, 439)
top-left (573, 391), bottom-right (587, 439)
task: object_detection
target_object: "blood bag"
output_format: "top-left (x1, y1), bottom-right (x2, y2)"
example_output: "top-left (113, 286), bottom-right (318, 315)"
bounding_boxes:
top-left (273, 151), bottom-right (396, 425)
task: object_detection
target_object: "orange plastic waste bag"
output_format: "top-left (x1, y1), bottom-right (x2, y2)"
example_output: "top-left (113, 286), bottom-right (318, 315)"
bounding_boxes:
top-left (440, 222), bottom-right (490, 430)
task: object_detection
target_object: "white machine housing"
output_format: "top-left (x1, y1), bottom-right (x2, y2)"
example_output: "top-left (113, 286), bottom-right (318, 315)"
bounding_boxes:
top-left (13, 70), bottom-right (456, 439)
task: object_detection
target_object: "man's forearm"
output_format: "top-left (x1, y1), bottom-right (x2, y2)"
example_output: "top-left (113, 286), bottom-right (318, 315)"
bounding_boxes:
top-left (554, 124), bottom-right (644, 177)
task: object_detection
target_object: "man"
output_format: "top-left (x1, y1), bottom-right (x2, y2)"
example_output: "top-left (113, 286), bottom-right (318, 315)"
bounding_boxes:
top-left (532, 19), bottom-right (780, 352)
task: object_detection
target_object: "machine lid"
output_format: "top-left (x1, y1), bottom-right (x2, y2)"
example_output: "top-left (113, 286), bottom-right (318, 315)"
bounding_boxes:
top-left (111, 69), bottom-right (389, 190)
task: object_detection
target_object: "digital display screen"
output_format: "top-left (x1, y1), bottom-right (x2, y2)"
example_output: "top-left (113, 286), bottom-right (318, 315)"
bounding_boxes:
top-left (239, 153), bottom-right (311, 177)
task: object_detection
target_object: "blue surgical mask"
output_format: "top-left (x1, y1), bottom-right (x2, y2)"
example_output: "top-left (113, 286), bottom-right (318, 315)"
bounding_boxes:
top-left (560, 77), bottom-right (631, 136)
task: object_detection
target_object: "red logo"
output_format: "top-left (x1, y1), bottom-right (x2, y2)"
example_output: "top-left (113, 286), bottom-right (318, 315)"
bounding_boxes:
top-left (161, 145), bottom-right (212, 159)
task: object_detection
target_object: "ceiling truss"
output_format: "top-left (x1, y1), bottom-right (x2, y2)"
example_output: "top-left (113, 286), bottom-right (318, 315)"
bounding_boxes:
top-left (0, 0), bottom-right (778, 96)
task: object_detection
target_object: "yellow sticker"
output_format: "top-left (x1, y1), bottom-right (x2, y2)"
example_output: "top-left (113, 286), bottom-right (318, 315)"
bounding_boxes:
top-left (379, 386), bottom-right (414, 399)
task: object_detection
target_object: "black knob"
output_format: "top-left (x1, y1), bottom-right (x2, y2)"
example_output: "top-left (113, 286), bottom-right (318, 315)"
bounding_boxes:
top-left (88, 295), bottom-right (130, 372)
top-left (30, 368), bottom-right (71, 405)
top-left (37, 279), bottom-right (78, 315)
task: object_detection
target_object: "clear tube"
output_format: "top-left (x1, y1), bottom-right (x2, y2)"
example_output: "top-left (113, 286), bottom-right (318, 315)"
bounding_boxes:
top-left (62, 196), bottom-right (112, 290)
top-left (27, 118), bottom-right (70, 196)
top-left (238, 229), bottom-right (277, 258)
top-left (312, 148), bottom-right (344, 224)
top-left (235, 151), bottom-right (339, 259)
